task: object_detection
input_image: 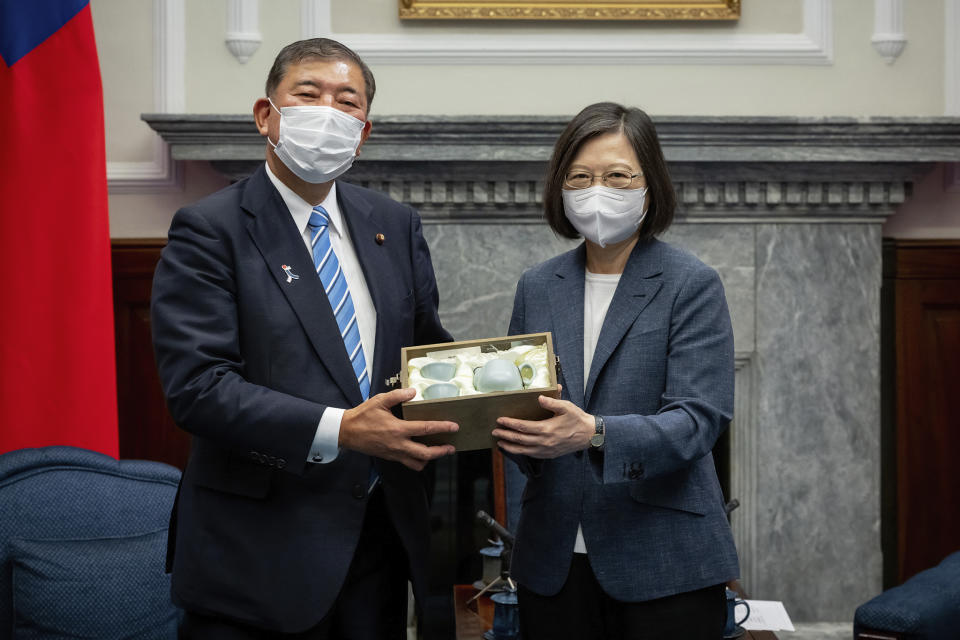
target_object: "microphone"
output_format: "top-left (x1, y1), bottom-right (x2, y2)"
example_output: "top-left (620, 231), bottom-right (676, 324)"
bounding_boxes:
top-left (476, 510), bottom-right (515, 546)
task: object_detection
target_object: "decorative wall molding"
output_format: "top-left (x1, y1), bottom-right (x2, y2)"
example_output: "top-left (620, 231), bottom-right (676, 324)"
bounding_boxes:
top-left (399, 0), bottom-right (741, 21)
top-left (226, 0), bottom-right (262, 64)
top-left (142, 115), bottom-right (960, 163)
top-left (321, 178), bottom-right (908, 224)
top-left (947, 0), bottom-right (960, 115)
top-left (107, 0), bottom-right (184, 194)
top-left (105, 137), bottom-right (182, 195)
top-left (306, 0), bottom-right (833, 65)
top-left (154, 0), bottom-right (185, 113)
top-left (301, 0), bottom-right (331, 39)
top-left (142, 114), bottom-right (960, 222)
top-left (872, 0), bottom-right (906, 64)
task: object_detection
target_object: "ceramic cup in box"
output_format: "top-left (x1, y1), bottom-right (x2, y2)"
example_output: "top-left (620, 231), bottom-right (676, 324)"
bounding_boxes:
top-left (473, 359), bottom-right (537, 393)
top-left (422, 382), bottom-right (460, 400)
top-left (420, 361), bottom-right (457, 382)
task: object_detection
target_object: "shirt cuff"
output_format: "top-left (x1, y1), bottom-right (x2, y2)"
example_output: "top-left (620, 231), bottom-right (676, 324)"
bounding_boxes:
top-left (308, 407), bottom-right (343, 464)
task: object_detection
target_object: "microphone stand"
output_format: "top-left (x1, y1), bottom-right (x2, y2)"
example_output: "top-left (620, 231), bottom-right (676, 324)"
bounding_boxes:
top-left (469, 510), bottom-right (516, 604)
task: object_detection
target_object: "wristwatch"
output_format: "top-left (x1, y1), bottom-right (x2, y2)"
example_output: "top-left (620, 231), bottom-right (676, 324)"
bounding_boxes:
top-left (590, 415), bottom-right (605, 450)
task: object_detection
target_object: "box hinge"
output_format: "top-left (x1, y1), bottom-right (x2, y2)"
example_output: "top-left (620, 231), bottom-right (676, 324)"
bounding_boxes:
top-left (384, 372), bottom-right (401, 389)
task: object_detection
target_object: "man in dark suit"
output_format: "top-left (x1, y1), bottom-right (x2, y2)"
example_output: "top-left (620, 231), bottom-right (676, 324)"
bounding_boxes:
top-left (151, 38), bottom-right (458, 639)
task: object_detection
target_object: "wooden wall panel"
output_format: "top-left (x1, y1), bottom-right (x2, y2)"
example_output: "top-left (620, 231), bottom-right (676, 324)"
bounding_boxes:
top-left (883, 239), bottom-right (960, 584)
top-left (112, 240), bottom-right (189, 470)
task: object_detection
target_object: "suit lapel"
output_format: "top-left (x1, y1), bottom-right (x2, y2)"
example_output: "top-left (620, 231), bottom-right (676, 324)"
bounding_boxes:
top-left (547, 245), bottom-right (587, 408)
top-left (336, 183), bottom-right (395, 394)
top-left (242, 167), bottom-right (363, 406)
top-left (583, 239), bottom-right (664, 408)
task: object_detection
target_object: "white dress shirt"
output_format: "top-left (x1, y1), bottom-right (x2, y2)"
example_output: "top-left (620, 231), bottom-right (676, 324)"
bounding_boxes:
top-left (264, 163), bottom-right (377, 464)
top-left (575, 269), bottom-right (621, 554)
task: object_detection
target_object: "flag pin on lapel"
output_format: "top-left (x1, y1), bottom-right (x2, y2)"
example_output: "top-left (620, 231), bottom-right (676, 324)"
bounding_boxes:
top-left (281, 264), bottom-right (300, 283)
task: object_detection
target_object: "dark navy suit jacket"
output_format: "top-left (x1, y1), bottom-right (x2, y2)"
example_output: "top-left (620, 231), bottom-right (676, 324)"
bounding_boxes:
top-left (150, 165), bottom-right (451, 632)
top-left (507, 239), bottom-right (740, 601)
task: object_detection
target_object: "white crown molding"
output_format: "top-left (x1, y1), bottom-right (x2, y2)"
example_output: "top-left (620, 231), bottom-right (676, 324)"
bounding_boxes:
top-left (226, 0), bottom-right (262, 64)
top-left (947, 0), bottom-right (960, 115)
top-left (108, 0), bottom-right (184, 194)
top-left (871, 0), bottom-right (906, 64)
top-left (106, 138), bottom-right (183, 194)
top-left (308, 0), bottom-right (832, 65)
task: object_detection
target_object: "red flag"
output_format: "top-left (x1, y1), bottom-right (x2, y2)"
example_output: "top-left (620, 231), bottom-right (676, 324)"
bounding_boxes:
top-left (0, 0), bottom-right (118, 456)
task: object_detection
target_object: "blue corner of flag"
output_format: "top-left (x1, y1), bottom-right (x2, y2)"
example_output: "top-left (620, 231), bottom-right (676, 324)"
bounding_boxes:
top-left (0, 0), bottom-right (89, 67)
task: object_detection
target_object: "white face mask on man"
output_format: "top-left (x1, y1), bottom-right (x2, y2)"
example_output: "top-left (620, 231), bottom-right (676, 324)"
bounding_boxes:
top-left (268, 98), bottom-right (366, 184)
top-left (561, 185), bottom-right (649, 248)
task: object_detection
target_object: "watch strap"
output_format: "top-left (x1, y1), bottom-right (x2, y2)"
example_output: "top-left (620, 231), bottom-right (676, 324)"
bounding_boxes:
top-left (590, 415), bottom-right (605, 449)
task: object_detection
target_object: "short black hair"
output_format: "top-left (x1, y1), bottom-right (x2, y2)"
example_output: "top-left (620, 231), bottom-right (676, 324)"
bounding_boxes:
top-left (265, 38), bottom-right (376, 113)
top-left (543, 102), bottom-right (676, 240)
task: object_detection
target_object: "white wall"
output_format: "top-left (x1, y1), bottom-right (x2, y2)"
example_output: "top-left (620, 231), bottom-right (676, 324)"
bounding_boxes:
top-left (92, 0), bottom-right (960, 238)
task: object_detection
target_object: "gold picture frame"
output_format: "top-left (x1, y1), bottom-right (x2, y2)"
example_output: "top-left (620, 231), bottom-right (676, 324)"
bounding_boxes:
top-left (399, 0), bottom-right (740, 20)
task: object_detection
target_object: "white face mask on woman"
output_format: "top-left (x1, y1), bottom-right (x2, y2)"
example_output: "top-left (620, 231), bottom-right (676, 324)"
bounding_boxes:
top-left (268, 99), bottom-right (366, 184)
top-left (562, 185), bottom-right (648, 248)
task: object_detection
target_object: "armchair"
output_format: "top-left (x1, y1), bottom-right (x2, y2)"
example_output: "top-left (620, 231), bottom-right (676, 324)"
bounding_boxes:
top-left (0, 446), bottom-right (181, 639)
top-left (854, 551), bottom-right (960, 640)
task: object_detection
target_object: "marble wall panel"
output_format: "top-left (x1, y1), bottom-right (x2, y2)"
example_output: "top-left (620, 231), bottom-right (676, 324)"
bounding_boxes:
top-left (753, 223), bottom-right (882, 621)
top-left (422, 223), bottom-right (578, 340)
top-left (424, 222), bottom-right (756, 350)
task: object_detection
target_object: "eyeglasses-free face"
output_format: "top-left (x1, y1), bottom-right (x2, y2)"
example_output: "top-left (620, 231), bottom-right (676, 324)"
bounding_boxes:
top-left (562, 131), bottom-right (647, 191)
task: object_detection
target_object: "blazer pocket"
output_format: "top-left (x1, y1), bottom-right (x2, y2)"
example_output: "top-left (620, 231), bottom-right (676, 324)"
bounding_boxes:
top-left (628, 476), bottom-right (706, 516)
top-left (191, 452), bottom-right (273, 499)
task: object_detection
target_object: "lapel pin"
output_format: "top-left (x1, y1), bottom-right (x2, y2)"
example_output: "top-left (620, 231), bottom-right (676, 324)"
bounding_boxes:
top-left (281, 264), bottom-right (300, 283)
top-left (375, 233), bottom-right (385, 245)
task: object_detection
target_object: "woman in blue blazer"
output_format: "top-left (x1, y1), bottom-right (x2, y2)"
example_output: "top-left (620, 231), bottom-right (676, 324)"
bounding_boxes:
top-left (493, 102), bottom-right (739, 639)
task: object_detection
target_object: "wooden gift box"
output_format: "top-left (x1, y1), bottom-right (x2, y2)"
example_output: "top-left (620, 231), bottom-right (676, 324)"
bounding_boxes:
top-left (400, 332), bottom-right (560, 451)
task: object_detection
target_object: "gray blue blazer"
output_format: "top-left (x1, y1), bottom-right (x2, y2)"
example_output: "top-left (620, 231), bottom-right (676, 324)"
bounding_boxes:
top-left (506, 238), bottom-right (740, 601)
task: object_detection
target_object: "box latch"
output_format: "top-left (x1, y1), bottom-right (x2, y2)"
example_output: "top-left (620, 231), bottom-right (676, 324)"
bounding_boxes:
top-left (384, 372), bottom-right (401, 389)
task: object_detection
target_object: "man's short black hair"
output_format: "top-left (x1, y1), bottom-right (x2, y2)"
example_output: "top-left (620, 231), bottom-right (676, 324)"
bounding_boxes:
top-left (543, 102), bottom-right (676, 240)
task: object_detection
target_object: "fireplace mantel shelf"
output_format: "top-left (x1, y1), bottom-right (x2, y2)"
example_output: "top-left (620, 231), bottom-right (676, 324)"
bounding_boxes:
top-left (143, 114), bottom-right (960, 164)
top-left (143, 114), bottom-right (960, 223)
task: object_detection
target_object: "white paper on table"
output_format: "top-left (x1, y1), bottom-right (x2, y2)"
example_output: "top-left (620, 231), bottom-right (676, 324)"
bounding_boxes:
top-left (740, 600), bottom-right (795, 632)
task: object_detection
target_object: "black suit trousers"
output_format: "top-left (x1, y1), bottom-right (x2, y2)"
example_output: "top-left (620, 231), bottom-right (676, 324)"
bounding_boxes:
top-left (179, 486), bottom-right (409, 640)
top-left (518, 554), bottom-right (727, 640)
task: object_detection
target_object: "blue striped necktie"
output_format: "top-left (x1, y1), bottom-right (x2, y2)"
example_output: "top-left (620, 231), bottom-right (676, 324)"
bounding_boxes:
top-left (308, 205), bottom-right (371, 401)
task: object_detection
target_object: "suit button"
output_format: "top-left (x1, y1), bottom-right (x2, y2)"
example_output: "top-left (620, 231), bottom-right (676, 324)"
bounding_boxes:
top-left (276, 458), bottom-right (286, 469)
top-left (352, 483), bottom-right (366, 500)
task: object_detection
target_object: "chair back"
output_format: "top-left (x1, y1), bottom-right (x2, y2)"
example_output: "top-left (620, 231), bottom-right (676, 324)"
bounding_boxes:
top-left (0, 446), bottom-right (181, 637)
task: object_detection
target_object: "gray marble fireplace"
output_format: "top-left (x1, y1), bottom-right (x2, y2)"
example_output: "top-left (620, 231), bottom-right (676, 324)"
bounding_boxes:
top-left (145, 114), bottom-right (960, 622)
